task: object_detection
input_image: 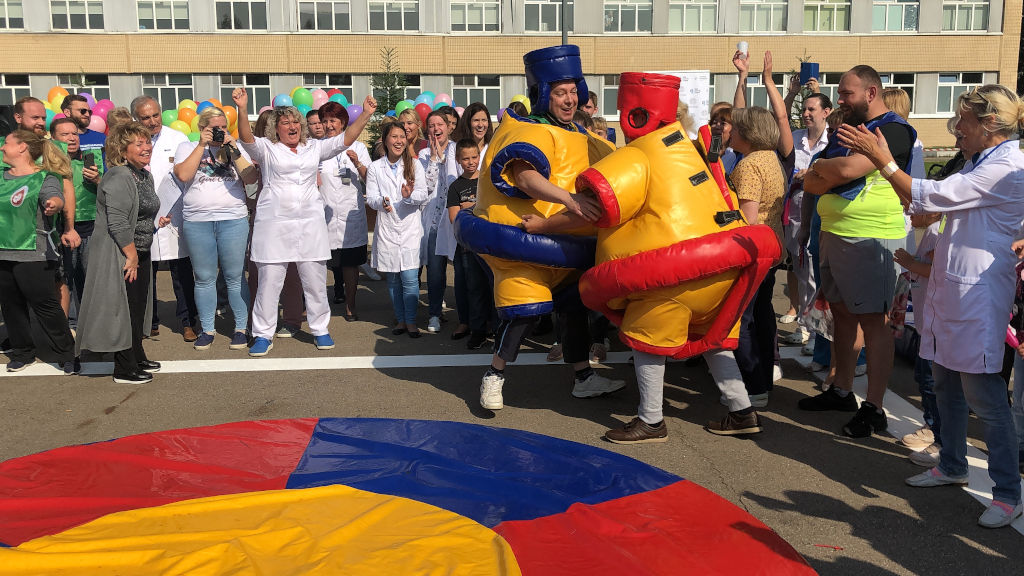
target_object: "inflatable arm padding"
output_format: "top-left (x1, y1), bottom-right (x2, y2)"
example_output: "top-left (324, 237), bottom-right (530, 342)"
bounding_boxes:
top-left (580, 224), bottom-right (782, 359)
top-left (490, 142), bottom-right (552, 200)
top-left (454, 209), bottom-right (596, 270)
top-left (575, 147), bottom-right (650, 229)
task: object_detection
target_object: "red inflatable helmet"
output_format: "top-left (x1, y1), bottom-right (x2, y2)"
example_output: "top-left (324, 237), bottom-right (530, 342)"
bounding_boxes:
top-left (617, 73), bottom-right (681, 141)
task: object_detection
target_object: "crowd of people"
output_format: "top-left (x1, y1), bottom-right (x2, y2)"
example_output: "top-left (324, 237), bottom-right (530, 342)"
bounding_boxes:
top-left (1, 44), bottom-right (1023, 529)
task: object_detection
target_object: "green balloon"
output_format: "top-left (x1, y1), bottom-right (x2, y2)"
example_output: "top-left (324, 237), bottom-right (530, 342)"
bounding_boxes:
top-left (187, 131), bottom-right (200, 142)
top-left (395, 99), bottom-right (414, 114)
top-left (162, 109), bottom-right (178, 126)
top-left (292, 88), bottom-right (313, 108)
top-left (45, 109), bottom-right (56, 130)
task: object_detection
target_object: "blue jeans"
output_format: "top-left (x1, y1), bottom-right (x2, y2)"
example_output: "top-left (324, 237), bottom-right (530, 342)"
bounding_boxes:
top-left (425, 228), bottom-right (448, 318)
top-left (388, 269), bottom-right (420, 324)
top-left (916, 356), bottom-right (940, 439)
top-left (183, 217), bottom-right (250, 334)
top-left (1012, 354), bottom-right (1024, 460)
top-left (932, 363), bottom-right (1021, 505)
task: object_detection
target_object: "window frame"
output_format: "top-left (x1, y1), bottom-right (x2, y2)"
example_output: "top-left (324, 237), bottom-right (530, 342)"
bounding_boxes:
top-left (297, 0), bottom-right (352, 32)
top-left (0, 73), bottom-right (30, 106)
top-left (743, 72), bottom-right (787, 109)
top-left (221, 74), bottom-right (271, 115)
top-left (667, 0), bottom-right (717, 34)
top-left (450, 0), bottom-right (499, 33)
top-left (871, 0), bottom-right (919, 33)
top-left (452, 74), bottom-right (502, 115)
top-left (56, 74), bottom-right (110, 101)
top-left (142, 74), bottom-right (195, 111)
top-left (936, 72), bottom-right (983, 115)
top-left (137, 0), bottom-right (189, 31)
top-left (603, 0), bottom-right (653, 34)
top-left (0, 0), bottom-right (25, 30)
top-left (215, 0), bottom-right (268, 31)
top-left (803, 0), bottom-right (851, 33)
top-left (738, 0), bottom-right (787, 34)
top-left (524, 0), bottom-right (572, 34)
top-left (302, 73), bottom-right (355, 103)
top-left (940, 0), bottom-right (989, 32)
top-left (367, 0), bottom-right (419, 32)
top-left (50, 0), bottom-right (105, 31)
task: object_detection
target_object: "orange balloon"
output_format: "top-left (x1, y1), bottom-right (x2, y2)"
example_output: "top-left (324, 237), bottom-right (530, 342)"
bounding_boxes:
top-left (223, 106), bottom-right (238, 129)
top-left (207, 98), bottom-right (223, 108)
top-left (177, 107), bottom-right (197, 125)
top-left (231, 129), bottom-right (239, 140)
top-left (47, 86), bottom-right (69, 105)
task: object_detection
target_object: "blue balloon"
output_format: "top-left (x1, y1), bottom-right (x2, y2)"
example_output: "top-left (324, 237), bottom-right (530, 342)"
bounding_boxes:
top-left (385, 110), bottom-right (397, 117)
top-left (420, 91), bottom-right (435, 102)
top-left (414, 93), bottom-right (433, 106)
top-left (273, 94), bottom-right (293, 107)
top-left (196, 101), bottom-right (214, 113)
top-left (296, 104), bottom-right (312, 116)
top-left (328, 93), bottom-right (349, 106)
top-left (433, 101), bottom-right (448, 111)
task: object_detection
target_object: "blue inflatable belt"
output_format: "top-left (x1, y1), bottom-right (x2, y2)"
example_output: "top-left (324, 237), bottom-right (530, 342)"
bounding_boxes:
top-left (454, 209), bottom-right (596, 270)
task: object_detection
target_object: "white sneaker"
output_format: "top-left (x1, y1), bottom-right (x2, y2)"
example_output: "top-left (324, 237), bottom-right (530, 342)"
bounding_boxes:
top-left (779, 313), bottom-right (797, 324)
top-left (360, 263), bottom-right (382, 281)
top-left (427, 316), bottom-right (442, 333)
top-left (782, 328), bottom-right (809, 345)
top-left (801, 341), bottom-right (814, 356)
top-left (773, 365), bottom-right (783, 382)
top-left (855, 363), bottom-right (867, 377)
top-left (480, 373), bottom-right (504, 410)
top-left (909, 442), bottom-right (941, 467)
top-left (905, 467), bottom-right (968, 488)
top-left (572, 372), bottom-right (626, 398)
top-left (901, 426), bottom-right (935, 450)
top-left (978, 500), bottom-right (1024, 528)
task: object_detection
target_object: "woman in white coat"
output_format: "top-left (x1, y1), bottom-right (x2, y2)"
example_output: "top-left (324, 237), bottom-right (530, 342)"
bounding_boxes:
top-left (232, 88), bottom-right (377, 357)
top-left (318, 101), bottom-right (372, 321)
top-left (418, 110), bottom-right (460, 333)
top-left (839, 84), bottom-right (1024, 529)
top-left (366, 121), bottom-right (428, 338)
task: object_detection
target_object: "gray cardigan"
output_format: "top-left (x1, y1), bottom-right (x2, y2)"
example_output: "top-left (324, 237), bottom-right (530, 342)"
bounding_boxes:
top-left (76, 166), bottom-right (153, 354)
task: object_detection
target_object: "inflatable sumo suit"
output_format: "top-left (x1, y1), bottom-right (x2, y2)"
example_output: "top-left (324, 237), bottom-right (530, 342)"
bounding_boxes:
top-left (578, 73), bottom-right (781, 359)
top-left (454, 45), bottom-right (615, 319)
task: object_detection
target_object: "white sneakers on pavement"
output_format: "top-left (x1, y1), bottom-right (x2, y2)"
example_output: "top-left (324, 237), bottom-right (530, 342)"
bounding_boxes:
top-left (902, 426), bottom-right (935, 450)
top-left (905, 467), bottom-right (968, 488)
top-left (778, 313), bottom-right (797, 324)
top-left (782, 327), bottom-right (809, 345)
top-left (978, 500), bottom-right (1023, 528)
top-left (427, 316), bottom-right (442, 333)
top-left (908, 442), bottom-right (940, 467)
top-left (572, 372), bottom-right (626, 398)
top-left (480, 373), bottom-right (505, 410)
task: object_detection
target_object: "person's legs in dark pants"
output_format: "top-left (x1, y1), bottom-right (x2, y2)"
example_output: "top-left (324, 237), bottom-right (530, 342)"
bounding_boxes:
top-left (561, 308), bottom-right (591, 366)
top-left (150, 260), bottom-right (160, 332)
top-left (0, 261), bottom-right (36, 363)
top-left (754, 272), bottom-right (778, 391)
top-left (116, 254), bottom-right (152, 375)
top-left (453, 246), bottom-right (469, 329)
top-left (464, 251), bottom-right (494, 335)
top-left (0, 260), bottom-right (74, 365)
top-left (736, 274), bottom-right (776, 396)
top-left (168, 257), bottom-right (198, 330)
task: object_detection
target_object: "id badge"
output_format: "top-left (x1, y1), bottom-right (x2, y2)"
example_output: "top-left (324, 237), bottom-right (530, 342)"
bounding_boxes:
top-left (339, 167), bottom-right (352, 185)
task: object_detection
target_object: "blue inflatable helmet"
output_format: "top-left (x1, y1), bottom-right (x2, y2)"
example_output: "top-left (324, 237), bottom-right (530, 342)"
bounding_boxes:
top-left (524, 45), bottom-right (589, 117)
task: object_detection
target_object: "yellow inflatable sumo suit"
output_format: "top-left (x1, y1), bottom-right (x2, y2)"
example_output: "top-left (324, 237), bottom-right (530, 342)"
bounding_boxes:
top-left (578, 73), bottom-right (780, 359)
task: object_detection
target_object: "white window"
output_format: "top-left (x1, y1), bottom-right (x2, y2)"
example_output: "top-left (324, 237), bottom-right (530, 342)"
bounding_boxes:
top-left (0, 1), bottom-right (24, 29)
top-left (216, 1), bottom-right (267, 30)
top-left (880, 72), bottom-right (916, 111)
top-left (739, 0), bottom-right (786, 33)
top-left (804, 0), bottom-right (850, 32)
top-left (937, 72), bottom-right (982, 114)
top-left (601, 75), bottom-right (619, 118)
top-left (299, 1), bottom-right (351, 31)
top-left (525, 0), bottom-right (572, 33)
top-left (302, 73), bottom-right (354, 103)
top-left (368, 0), bottom-right (418, 32)
top-left (814, 72), bottom-right (842, 106)
top-left (453, 75), bottom-right (501, 113)
top-left (374, 75), bottom-right (421, 103)
top-left (57, 74), bottom-right (110, 101)
top-left (942, 1), bottom-right (988, 31)
top-left (872, 1), bottom-right (918, 32)
top-left (744, 73), bottom-right (785, 109)
top-left (221, 74), bottom-right (271, 112)
top-left (668, 1), bottom-right (716, 33)
top-left (451, 0), bottom-right (498, 32)
top-left (0, 74), bottom-right (30, 106)
top-left (51, 0), bottom-right (104, 30)
top-left (138, 1), bottom-right (188, 30)
top-left (603, 0), bottom-right (652, 33)
top-left (142, 74), bottom-right (194, 110)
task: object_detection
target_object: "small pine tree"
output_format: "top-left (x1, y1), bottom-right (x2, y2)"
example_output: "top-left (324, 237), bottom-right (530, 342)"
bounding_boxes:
top-left (367, 46), bottom-right (410, 157)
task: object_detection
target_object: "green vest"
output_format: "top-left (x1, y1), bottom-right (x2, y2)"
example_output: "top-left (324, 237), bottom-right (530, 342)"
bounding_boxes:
top-left (71, 149), bottom-right (103, 222)
top-left (0, 171), bottom-right (47, 250)
top-left (0, 136), bottom-right (8, 171)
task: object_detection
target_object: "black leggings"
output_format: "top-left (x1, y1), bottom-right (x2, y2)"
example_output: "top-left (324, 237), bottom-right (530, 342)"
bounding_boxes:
top-left (0, 259), bottom-right (74, 364)
top-left (114, 252), bottom-right (151, 375)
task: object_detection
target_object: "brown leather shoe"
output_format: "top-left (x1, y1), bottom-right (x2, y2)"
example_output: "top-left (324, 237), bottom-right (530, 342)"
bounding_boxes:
top-left (705, 411), bottom-right (763, 436)
top-left (182, 326), bottom-right (198, 342)
top-left (150, 327), bottom-right (160, 337)
top-left (604, 417), bottom-right (668, 444)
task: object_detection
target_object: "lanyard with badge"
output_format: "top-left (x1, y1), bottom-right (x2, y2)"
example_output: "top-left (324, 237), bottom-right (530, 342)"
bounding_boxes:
top-left (335, 154), bottom-right (355, 186)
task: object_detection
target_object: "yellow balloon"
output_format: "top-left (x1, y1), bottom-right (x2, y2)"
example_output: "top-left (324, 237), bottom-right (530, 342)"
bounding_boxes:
top-left (50, 96), bottom-right (64, 111)
top-left (510, 94), bottom-right (531, 114)
top-left (43, 100), bottom-right (52, 111)
top-left (178, 99), bottom-right (198, 111)
top-left (290, 86), bottom-right (303, 97)
top-left (190, 116), bottom-right (200, 132)
top-left (169, 120), bottom-right (191, 134)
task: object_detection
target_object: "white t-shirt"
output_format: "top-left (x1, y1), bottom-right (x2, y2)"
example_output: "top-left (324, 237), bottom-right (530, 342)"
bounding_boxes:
top-left (174, 141), bottom-right (251, 222)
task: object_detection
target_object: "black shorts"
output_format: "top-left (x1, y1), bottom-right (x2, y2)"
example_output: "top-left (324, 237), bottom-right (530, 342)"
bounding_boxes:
top-left (330, 245), bottom-right (368, 269)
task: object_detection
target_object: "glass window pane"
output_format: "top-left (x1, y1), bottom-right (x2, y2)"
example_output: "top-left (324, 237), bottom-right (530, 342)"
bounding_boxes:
top-left (251, 2), bottom-right (266, 28)
top-left (317, 1), bottom-right (331, 28)
top-left (485, 5), bottom-right (498, 30)
top-left (525, 4), bottom-right (539, 30)
top-left (903, 5), bottom-right (917, 30)
top-left (369, 6), bottom-right (383, 29)
top-left (702, 5), bottom-right (716, 30)
top-left (836, 5), bottom-right (849, 30)
top-left (622, 7), bottom-right (635, 31)
top-left (405, 4), bottom-right (417, 30)
top-left (335, 7), bottom-right (349, 29)
top-left (299, 2), bottom-right (314, 29)
top-left (941, 5), bottom-right (955, 30)
top-left (739, 5), bottom-right (753, 31)
top-left (637, 6), bottom-right (651, 31)
top-left (386, 3), bottom-right (400, 29)
top-left (804, 6), bottom-right (816, 30)
top-left (755, 6), bottom-right (768, 31)
top-left (976, 6), bottom-right (988, 30)
top-left (872, 5), bottom-right (885, 30)
top-left (452, 6), bottom-right (464, 28)
top-left (669, 5), bottom-right (682, 31)
top-left (956, 6), bottom-right (970, 30)
top-left (604, 8), bottom-right (617, 31)
top-left (216, 2), bottom-right (231, 28)
top-left (937, 86), bottom-right (951, 113)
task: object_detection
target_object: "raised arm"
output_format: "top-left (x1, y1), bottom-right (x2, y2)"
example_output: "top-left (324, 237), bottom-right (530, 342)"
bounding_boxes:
top-left (763, 51), bottom-right (793, 158)
top-left (732, 51), bottom-right (749, 109)
top-left (231, 87), bottom-right (255, 144)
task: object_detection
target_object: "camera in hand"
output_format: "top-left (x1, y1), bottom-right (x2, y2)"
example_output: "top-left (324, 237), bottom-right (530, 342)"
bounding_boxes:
top-left (212, 127), bottom-right (225, 143)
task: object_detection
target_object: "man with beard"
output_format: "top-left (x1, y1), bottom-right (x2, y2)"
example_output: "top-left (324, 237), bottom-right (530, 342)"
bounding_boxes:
top-left (60, 95), bottom-right (105, 157)
top-left (798, 65), bottom-right (916, 439)
top-left (0, 97), bottom-right (47, 169)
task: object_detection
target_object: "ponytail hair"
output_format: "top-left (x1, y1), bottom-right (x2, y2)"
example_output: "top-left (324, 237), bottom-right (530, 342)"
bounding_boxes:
top-left (8, 129), bottom-right (71, 179)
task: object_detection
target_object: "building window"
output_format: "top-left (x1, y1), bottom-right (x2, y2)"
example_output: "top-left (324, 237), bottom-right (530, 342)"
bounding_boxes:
top-left (0, 74), bottom-right (30, 106)
top-left (142, 74), bottom-right (194, 110)
top-left (525, 0), bottom-right (572, 33)
top-left (668, 0), bottom-right (716, 33)
top-left (880, 73), bottom-right (916, 111)
top-left (0, 1), bottom-right (24, 29)
top-left (872, 1), bottom-right (918, 32)
top-left (138, 1), bottom-right (188, 30)
top-left (744, 73), bottom-right (785, 109)
top-left (812, 72), bottom-right (843, 106)
top-left (602, 75), bottom-right (619, 118)
top-left (373, 74), bottom-right (421, 103)
top-left (57, 74), bottom-right (110, 101)
top-left (302, 73), bottom-right (354, 103)
top-left (804, 0), bottom-right (849, 32)
top-left (942, 1), bottom-right (988, 31)
top-left (453, 75), bottom-right (501, 113)
top-left (299, 1), bottom-right (350, 30)
top-left (451, 0), bottom-right (498, 32)
top-left (604, 0), bottom-right (652, 33)
top-left (221, 74), bottom-right (271, 112)
top-left (739, 0), bottom-right (786, 33)
top-left (937, 72), bottom-right (982, 114)
top-left (216, 1), bottom-right (267, 30)
top-left (51, 0), bottom-right (104, 30)
top-left (368, 0), bottom-right (418, 31)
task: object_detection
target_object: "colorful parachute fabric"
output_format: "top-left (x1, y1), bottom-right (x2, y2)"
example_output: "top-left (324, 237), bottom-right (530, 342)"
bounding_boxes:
top-left (0, 418), bottom-right (816, 575)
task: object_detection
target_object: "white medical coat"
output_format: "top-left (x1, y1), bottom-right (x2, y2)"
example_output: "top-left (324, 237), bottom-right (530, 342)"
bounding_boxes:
top-left (365, 157), bottom-right (428, 273)
top-left (321, 140), bottom-right (372, 250)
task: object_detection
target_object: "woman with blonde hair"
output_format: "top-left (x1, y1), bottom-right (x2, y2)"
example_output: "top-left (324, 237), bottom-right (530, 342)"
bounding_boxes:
top-left (77, 122), bottom-right (165, 383)
top-left (676, 101), bottom-right (696, 139)
top-left (840, 84), bottom-right (1024, 528)
top-left (0, 129), bottom-right (75, 373)
top-left (398, 108), bottom-right (428, 154)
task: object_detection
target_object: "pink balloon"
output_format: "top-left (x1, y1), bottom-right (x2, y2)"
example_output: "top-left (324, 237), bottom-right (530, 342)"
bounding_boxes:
top-left (455, 106), bottom-right (465, 115)
top-left (312, 92), bottom-right (328, 110)
top-left (53, 113), bottom-right (66, 120)
top-left (434, 93), bottom-right (453, 105)
top-left (94, 98), bottom-right (114, 110)
top-left (259, 105), bottom-right (273, 115)
top-left (88, 115), bottom-right (106, 133)
top-left (311, 88), bottom-right (327, 100)
top-left (78, 92), bottom-right (96, 107)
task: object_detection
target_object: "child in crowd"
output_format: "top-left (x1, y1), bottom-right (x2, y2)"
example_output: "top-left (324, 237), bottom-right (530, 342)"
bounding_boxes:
top-left (447, 139), bottom-right (494, 350)
top-left (895, 212), bottom-right (942, 466)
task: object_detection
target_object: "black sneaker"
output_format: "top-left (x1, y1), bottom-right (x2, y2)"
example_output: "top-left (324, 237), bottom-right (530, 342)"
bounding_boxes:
top-left (113, 370), bottom-right (153, 384)
top-left (798, 387), bottom-right (858, 412)
top-left (138, 360), bottom-right (161, 373)
top-left (467, 332), bottom-right (488, 350)
top-left (63, 357), bottom-right (82, 375)
top-left (842, 402), bottom-right (888, 438)
top-left (0, 338), bottom-right (12, 354)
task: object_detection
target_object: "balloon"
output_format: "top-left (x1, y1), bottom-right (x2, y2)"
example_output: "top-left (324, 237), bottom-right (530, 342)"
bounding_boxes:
top-left (207, 98), bottom-right (222, 108)
top-left (231, 129), bottom-right (239, 140)
top-left (187, 131), bottom-right (200, 142)
top-left (222, 106), bottom-right (238, 129)
top-left (328, 93), bottom-right (348, 106)
top-left (394, 99), bottom-right (414, 114)
top-left (258, 105), bottom-right (273, 115)
top-left (44, 109), bottom-right (55, 130)
top-left (177, 107), bottom-right (197, 125)
top-left (498, 107), bottom-right (507, 120)
top-left (94, 98), bottom-right (114, 110)
top-left (53, 113), bottom-right (66, 121)
top-left (434, 93), bottom-right (453, 105)
top-left (327, 88), bottom-right (342, 96)
top-left (385, 110), bottom-right (396, 117)
top-left (296, 104), bottom-right (312, 116)
top-left (346, 104), bottom-right (363, 120)
top-left (414, 102), bottom-right (431, 122)
top-left (420, 91), bottom-right (435, 103)
top-left (292, 88), bottom-right (313, 108)
top-left (273, 94), bottom-right (293, 107)
top-left (161, 109), bottom-right (178, 126)
top-left (189, 116), bottom-right (200, 132)
top-left (290, 86), bottom-right (303, 97)
top-left (87, 115), bottom-right (106, 134)
top-left (312, 92), bottom-right (328, 110)
top-left (414, 93), bottom-right (433, 107)
top-left (455, 106), bottom-right (465, 116)
top-left (178, 99), bottom-right (198, 111)
top-left (42, 100), bottom-right (51, 111)
top-left (169, 120), bottom-right (190, 134)
top-left (510, 94), bottom-right (531, 114)
top-left (433, 101), bottom-right (449, 111)
top-left (92, 101), bottom-right (113, 120)
top-left (311, 88), bottom-right (327, 100)
top-left (47, 86), bottom-right (69, 105)
top-left (49, 96), bottom-right (64, 112)
top-left (78, 92), bottom-right (96, 107)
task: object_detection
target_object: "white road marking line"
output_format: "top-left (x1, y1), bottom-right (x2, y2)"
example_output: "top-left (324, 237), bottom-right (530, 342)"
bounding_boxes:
top-left (779, 345), bottom-right (1024, 534)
